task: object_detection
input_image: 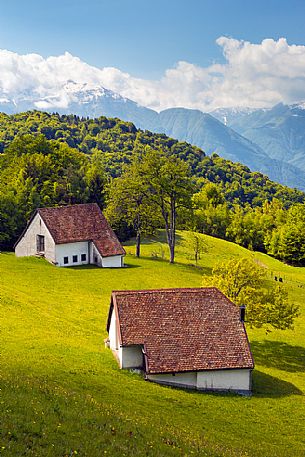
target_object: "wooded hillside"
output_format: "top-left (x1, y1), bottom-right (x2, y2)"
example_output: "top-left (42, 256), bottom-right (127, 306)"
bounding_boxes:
top-left (1, 110), bottom-right (305, 264)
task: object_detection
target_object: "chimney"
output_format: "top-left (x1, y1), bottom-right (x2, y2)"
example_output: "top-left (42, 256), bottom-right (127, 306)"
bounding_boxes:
top-left (240, 305), bottom-right (246, 322)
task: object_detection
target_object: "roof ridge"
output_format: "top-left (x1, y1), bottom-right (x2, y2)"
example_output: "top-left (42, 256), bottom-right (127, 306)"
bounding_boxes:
top-left (112, 287), bottom-right (220, 295)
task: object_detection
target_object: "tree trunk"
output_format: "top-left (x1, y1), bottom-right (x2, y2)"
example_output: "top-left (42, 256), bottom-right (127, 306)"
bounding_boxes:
top-left (136, 230), bottom-right (141, 257)
top-left (169, 198), bottom-right (176, 264)
top-left (169, 242), bottom-right (175, 264)
top-left (160, 197), bottom-right (176, 264)
top-left (135, 213), bottom-right (141, 258)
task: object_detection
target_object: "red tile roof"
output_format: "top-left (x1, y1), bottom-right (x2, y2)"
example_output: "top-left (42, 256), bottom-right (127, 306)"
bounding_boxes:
top-left (109, 288), bottom-right (254, 374)
top-left (38, 203), bottom-right (125, 257)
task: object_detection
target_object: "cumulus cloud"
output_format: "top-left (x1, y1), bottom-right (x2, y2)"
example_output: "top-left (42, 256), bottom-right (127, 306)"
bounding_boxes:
top-left (2, 37), bottom-right (305, 111)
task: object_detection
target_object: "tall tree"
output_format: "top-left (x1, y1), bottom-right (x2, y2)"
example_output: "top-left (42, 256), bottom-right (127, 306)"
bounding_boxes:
top-left (84, 150), bottom-right (108, 208)
top-left (266, 204), bottom-right (305, 265)
top-left (105, 161), bottom-right (159, 257)
top-left (139, 147), bottom-right (194, 263)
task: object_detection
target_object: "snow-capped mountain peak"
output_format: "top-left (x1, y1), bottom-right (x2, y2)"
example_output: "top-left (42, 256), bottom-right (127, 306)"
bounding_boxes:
top-left (0, 79), bottom-right (131, 113)
top-left (289, 101), bottom-right (305, 110)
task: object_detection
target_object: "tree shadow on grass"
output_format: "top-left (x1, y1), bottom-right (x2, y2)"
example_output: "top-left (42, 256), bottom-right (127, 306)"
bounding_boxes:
top-left (122, 263), bottom-right (141, 268)
top-left (251, 340), bottom-right (305, 373)
top-left (133, 254), bottom-right (212, 276)
top-left (252, 370), bottom-right (303, 397)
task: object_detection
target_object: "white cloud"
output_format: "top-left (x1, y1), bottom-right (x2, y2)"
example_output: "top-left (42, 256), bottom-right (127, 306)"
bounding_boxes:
top-left (2, 38), bottom-right (305, 111)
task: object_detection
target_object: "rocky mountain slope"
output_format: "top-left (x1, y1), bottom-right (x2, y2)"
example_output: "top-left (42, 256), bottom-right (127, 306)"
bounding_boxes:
top-left (213, 103), bottom-right (305, 173)
top-left (157, 108), bottom-right (305, 190)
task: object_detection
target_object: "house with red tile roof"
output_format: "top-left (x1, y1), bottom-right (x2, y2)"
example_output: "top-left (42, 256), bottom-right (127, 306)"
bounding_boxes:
top-left (15, 203), bottom-right (125, 268)
top-left (107, 287), bottom-right (254, 394)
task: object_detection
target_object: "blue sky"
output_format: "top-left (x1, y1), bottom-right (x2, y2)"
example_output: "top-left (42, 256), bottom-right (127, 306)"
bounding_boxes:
top-left (1, 0), bottom-right (305, 111)
top-left (1, 0), bottom-right (305, 78)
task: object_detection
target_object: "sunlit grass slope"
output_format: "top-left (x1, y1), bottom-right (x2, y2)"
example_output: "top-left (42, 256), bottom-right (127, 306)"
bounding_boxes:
top-left (1, 231), bottom-right (305, 456)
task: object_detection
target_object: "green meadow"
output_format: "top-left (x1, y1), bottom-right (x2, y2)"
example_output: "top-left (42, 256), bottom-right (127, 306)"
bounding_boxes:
top-left (1, 231), bottom-right (305, 456)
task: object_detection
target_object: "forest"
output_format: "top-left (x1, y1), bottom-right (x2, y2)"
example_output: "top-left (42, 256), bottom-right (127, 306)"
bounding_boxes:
top-left (1, 110), bottom-right (305, 265)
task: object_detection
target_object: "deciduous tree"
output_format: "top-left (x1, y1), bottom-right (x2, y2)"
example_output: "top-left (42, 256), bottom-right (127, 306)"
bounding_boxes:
top-left (202, 258), bottom-right (299, 331)
top-left (139, 147), bottom-right (194, 263)
top-left (105, 160), bottom-right (159, 257)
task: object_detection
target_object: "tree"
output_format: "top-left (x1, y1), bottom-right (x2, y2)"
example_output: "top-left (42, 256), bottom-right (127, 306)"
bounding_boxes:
top-left (225, 205), bottom-right (266, 251)
top-left (105, 160), bottom-right (159, 257)
top-left (84, 150), bottom-right (108, 208)
top-left (184, 231), bottom-right (207, 265)
top-left (202, 258), bottom-right (299, 331)
top-left (0, 191), bottom-right (19, 248)
top-left (192, 183), bottom-right (230, 238)
top-left (265, 204), bottom-right (305, 265)
top-left (139, 147), bottom-right (194, 263)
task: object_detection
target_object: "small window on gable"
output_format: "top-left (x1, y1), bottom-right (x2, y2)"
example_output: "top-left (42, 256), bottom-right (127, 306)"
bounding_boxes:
top-left (36, 235), bottom-right (45, 252)
top-left (73, 255), bottom-right (78, 263)
top-left (94, 256), bottom-right (98, 263)
top-left (81, 253), bottom-right (86, 262)
top-left (63, 256), bottom-right (69, 265)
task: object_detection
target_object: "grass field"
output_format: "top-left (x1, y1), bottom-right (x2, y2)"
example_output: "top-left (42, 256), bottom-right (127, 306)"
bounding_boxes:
top-left (1, 231), bottom-right (305, 456)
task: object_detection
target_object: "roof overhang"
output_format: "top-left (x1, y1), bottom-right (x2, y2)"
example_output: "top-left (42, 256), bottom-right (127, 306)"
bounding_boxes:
top-left (106, 294), bottom-right (122, 346)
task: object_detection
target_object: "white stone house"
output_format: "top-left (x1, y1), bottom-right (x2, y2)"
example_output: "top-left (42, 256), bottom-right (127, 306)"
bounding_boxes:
top-left (107, 287), bottom-right (254, 394)
top-left (15, 203), bottom-right (125, 268)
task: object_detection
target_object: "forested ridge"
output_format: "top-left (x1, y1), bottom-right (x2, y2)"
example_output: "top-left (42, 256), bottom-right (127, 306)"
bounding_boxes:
top-left (1, 110), bottom-right (305, 265)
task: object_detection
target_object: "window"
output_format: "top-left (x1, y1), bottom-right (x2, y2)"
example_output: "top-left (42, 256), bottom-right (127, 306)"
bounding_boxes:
top-left (63, 256), bottom-right (69, 265)
top-left (81, 253), bottom-right (86, 262)
top-left (94, 256), bottom-right (98, 263)
top-left (36, 235), bottom-right (45, 252)
top-left (73, 255), bottom-right (78, 263)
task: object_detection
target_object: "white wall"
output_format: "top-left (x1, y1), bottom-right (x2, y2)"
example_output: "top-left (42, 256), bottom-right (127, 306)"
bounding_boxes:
top-left (119, 345), bottom-right (144, 369)
top-left (56, 242), bottom-right (123, 267)
top-left (147, 369), bottom-right (251, 393)
top-left (197, 369), bottom-right (251, 392)
top-left (91, 242), bottom-right (123, 268)
top-left (91, 242), bottom-right (103, 267)
top-left (102, 255), bottom-right (124, 268)
top-left (148, 369), bottom-right (251, 392)
top-left (15, 213), bottom-right (56, 263)
top-left (147, 372), bottom-right (197, 388)
top-left (109, 312), bottom-right (118, 351)
top-left (55, 242), bottom-right (89, 267)
top-left (109, 313), bottom-right (143, 368)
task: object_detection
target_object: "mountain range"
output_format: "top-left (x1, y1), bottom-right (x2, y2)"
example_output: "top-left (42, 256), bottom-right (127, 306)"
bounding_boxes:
top-left (213, 103), bottom-right (305, 173)
top-left (1, 81), bottom-right (305, 190)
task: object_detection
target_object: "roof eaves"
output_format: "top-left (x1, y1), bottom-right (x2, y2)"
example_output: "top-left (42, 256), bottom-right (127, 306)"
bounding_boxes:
top-left (106, 297), bottom-right (114, 333)
top-left (107, 293), bottom-right (122, 346)
top-left (241, 321), bottom-right (255, 369)
top-left (146, 364), bottom-right (254, 375)
top-left (92, 239), bottom-right (125, 258)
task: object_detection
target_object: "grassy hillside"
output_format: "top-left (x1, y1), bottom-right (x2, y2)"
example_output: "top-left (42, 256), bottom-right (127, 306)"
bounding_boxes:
top-left (1, 232), bottom-right (305, 456)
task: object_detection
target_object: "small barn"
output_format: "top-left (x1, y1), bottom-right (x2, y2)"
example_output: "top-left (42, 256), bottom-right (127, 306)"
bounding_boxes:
top-left (107, 287), bottom-right (254, 394)
top-left (15, 203), bottom-right (125, 268)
